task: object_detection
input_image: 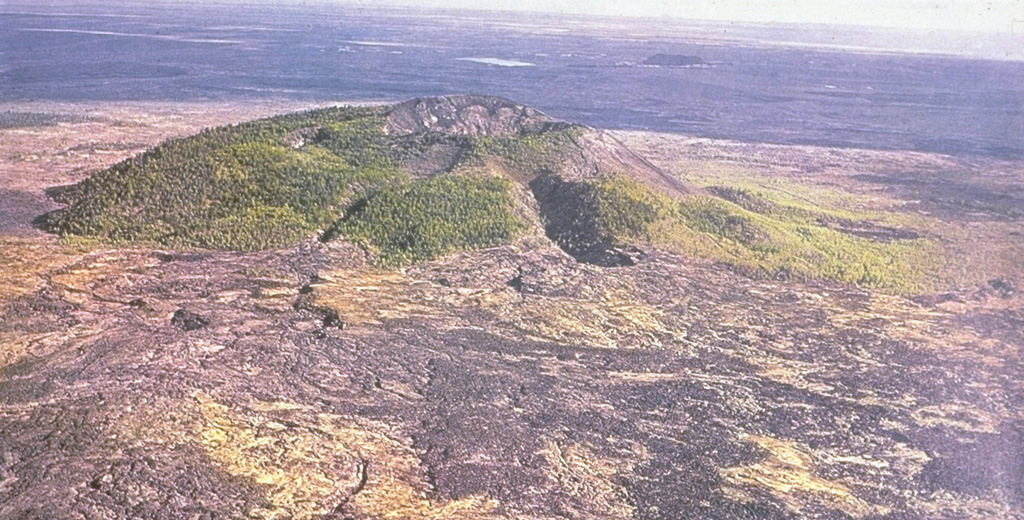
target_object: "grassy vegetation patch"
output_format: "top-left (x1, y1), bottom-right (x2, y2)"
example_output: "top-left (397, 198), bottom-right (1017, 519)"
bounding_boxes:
top-left (705, 186), bottom-right (780, 215)
top-left (325, 175), bottom-right (527, 267)
top-left (677, 197), bottom-right (773, 250)
top-left (669, 192), bottom-right (944, 292)
top-left (539, 174), bottom-right (940, 292)
top-left (529, 172), bottom-right (673, 264)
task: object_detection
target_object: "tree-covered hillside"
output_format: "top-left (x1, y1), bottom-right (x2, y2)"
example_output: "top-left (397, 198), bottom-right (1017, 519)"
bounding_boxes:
top-left (44, 106), bottom-right (403, 251)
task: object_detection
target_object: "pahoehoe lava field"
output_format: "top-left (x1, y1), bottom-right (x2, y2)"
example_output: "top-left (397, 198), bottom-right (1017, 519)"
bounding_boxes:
top-left (0, 96), bottom-right (1021, 520)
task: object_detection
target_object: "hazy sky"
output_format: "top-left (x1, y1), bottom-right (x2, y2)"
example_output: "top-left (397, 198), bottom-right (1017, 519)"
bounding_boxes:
top-left (354, 0), bottom-right (1024, 34)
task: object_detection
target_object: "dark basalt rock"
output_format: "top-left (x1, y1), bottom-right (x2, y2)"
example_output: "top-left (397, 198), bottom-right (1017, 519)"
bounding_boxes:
top-left (170, 309), bottom-right (209, 331)
top-left (576, 244), bottom-right (645, 267)
top-left (989, 278), bottom-right (1015, 298)
top-left (321, 309), bottom-right (346, 329)
top-left (0, 294), bottom-right (79, 334)
top-left (507, 268), bottom-right (524, 292)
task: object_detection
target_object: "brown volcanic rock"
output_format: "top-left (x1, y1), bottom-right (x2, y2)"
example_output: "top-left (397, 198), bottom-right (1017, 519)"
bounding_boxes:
top-left (384, 94), bottom-right (568, 137)
top-left (554, 127), bottom-right (692, 196)
top-left (387, 95), bottom-right (690, 195)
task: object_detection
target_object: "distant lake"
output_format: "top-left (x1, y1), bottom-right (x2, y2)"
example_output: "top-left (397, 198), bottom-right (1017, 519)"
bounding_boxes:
top-left (2, 3), bottom-right (1023, 159)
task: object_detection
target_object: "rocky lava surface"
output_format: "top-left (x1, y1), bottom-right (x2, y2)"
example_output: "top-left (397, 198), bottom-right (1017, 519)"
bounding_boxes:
top-left (0, 237), bottom-right (1020, 519)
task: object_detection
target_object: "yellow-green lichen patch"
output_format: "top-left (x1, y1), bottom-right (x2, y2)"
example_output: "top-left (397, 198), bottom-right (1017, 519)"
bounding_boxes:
top-left (721, 434), bottom-right (889, 518)
top-left (194, 395), bottom-right (500, 520)
top-left (539, 435), bottom-right (645, 519)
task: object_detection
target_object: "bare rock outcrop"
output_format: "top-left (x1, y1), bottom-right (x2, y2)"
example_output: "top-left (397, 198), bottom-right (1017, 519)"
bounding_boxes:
top-left (384, 94), bottom-right (568, 137)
